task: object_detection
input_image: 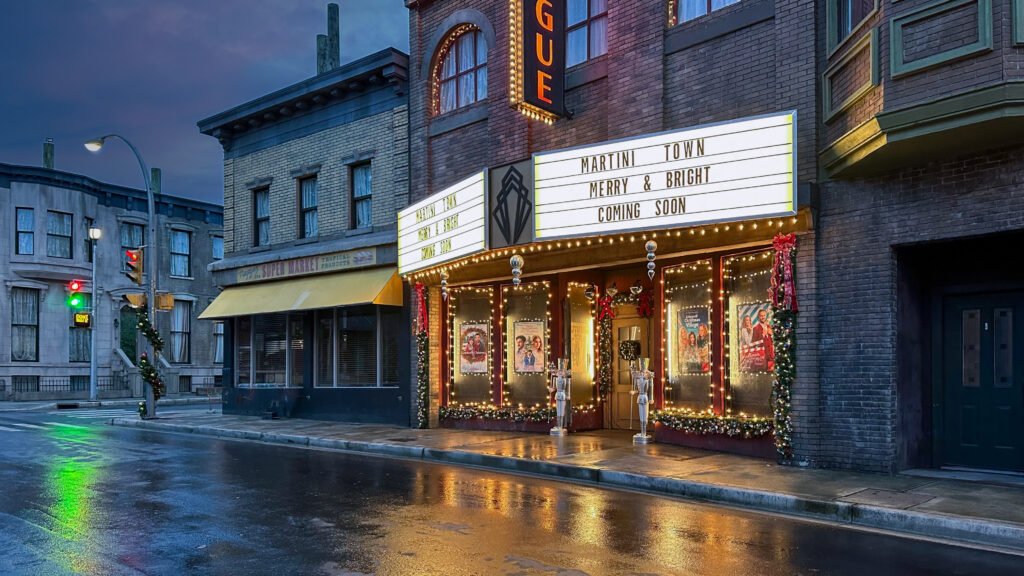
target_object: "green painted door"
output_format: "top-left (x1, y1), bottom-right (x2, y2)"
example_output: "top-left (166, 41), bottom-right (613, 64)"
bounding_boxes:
top-left (942, 292), bottom-right (1024, 472)
top-left (120, 306), bottom-right (138, 365)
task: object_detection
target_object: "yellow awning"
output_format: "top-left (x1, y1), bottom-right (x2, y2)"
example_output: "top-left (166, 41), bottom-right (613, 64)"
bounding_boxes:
top-left (199, 267), bottom-right (403, 319)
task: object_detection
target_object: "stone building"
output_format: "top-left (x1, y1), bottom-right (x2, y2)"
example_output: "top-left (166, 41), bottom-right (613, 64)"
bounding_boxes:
top-left (198, 6), bottom-right (412, 424)
top-left (400, 0), bottom-right (1023, 475)
top-left (0, 156), bottom-right (224, 401)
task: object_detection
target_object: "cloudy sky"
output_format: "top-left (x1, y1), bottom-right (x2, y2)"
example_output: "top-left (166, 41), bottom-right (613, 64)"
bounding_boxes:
top-left (0, 0), bottom-right (409, 204)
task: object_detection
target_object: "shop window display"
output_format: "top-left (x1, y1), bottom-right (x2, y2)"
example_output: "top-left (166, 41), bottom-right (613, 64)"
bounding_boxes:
top-left (724, 251), bottom-right (775, 416)
top-left (448, 287), bottom-right (494, 405)
top-left (567, 283), bottom-right (596, 404)
top-left (502, 281), bottom-right (551, 407)
top-left (664, 260), bottom-right (713, 411)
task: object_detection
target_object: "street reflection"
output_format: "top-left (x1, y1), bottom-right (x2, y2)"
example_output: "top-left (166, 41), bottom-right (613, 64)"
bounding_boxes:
top-left (42, 423), bottom-right (104, 574)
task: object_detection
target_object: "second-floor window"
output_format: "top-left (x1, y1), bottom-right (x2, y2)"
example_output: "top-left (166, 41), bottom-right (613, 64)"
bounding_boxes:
top-left (836, 0), bottom-right (873, 46)
top-left (567, 0), bottom-right (608, 67)
top-left (212, 236), bottom-right (224, 260)
top-left (352, 163), bottom-right (372, 229)
top-left (676, 0), bottom-right (740, 25)
top-left (15, 208), bottom-right (33, 255)
top-left (170, 299), bottom-right (191, 363)
top-left (299, 177), bottom-right (318, 238)
top-left (170, 230), bottom-right (191, 277)
top-left (254, 188), bottom-right (270, 247)
top-left (46, 211), bottom-right (72, 259)
top-left (120, 222), bottom-right (145, 271)
top-left (438, 28), bottom-right (487, 115)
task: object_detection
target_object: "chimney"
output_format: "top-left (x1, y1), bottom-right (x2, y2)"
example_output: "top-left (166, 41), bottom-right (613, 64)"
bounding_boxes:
top-left (43, 138), bottom-right (54, 169)
top-left (317, 34), bottom-right (328, 74)
top-left (327, 3), bottom-right (340, 70)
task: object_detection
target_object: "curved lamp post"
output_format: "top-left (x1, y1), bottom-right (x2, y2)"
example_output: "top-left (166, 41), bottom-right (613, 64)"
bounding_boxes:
top-left (88, 226), bottom-right (102, 402)
top-left (85, 135), bottom-right (158, 417)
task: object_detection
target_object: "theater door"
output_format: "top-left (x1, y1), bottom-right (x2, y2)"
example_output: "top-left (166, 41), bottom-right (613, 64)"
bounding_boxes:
top-left (610, 312), bottom-right (649, 430)
top-left (940, 291), bottom-right (1024, 473)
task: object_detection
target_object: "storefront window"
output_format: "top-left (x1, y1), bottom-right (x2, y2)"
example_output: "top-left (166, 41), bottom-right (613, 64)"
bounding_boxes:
top-left (724, 250), bottom-right (774, 416)
top-left (315, 310), bottom-right (334, 387)
top-left (449, 287), bottom-right (494, 405)
top-left (502, 281), bottom-right (551, 408)
top-left (236, 317), bottom-right (252, 385)
top-left (567, 283), bottom-right (596, 403)
top-left (253, 314), bottom-right (288, 386)
top-left (664, 260), bottom-right (714, 411)
top-left (337, 305), bottom-right (376, 387)
top-left (380, 307), bottom-right (402, 386)
top-left (289, 315), bottom-right (305, 387)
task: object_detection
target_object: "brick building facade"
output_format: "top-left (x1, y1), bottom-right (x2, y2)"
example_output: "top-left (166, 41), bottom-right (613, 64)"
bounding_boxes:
top-left (199, 28), bottom-right (413, 424)
top-left (402, 0), bottom-right (1024, 474)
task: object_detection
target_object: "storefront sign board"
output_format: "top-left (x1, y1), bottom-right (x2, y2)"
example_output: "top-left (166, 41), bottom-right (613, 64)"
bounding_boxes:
top-left (398, 171), bottom-right (488, 274)
top-left (533, 111), bottom-right (797, 239)
top-left (236, 247), bottom-right (377, 283)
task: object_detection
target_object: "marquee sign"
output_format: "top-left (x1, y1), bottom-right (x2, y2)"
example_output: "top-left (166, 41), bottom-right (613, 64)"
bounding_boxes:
top-left (236, 248), bottom-right (377, 283)
top-left (398, 171), bottom-right (488, 275)
top-left (533, 111), bottom-right (797, 239)
top-left (509, 0), bottom-right (566, 124)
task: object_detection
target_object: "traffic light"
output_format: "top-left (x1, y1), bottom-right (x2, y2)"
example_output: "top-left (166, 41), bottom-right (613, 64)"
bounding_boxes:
top-left (125, 248), bottom-right (144, 285)
top-left (66, 279), bottom-right (86, 309)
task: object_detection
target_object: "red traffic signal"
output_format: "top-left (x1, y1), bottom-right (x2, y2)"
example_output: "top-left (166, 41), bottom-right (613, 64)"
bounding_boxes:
top-left (125, 248), bottom-right (144, 286)
top-left (68, 279), bottom-right (82, 292)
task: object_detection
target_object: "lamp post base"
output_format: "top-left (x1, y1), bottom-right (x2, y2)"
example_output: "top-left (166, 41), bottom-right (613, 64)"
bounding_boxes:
top-left (550, 427), bottom-right (567, 437)
top-left (632, 433), bottom-right (651, 445)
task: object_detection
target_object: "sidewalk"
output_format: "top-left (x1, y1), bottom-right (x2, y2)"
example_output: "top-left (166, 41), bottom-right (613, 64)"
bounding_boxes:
top-left (0, 395), bottom-right (214, 412)
top-left (109, 412), bottom-right (1024, 554)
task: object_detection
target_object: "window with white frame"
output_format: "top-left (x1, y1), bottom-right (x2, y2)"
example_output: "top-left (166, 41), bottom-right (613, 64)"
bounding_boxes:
top-left (16, 208), bottom-right (34, 255)
top-left (436, 27), bottom-right (487, 115)
top-left (299, 177), bottom-right (318, 238)
top-left (214, 321), bottom-right (224, 363)
top-left (69, 293), bottom-right (92, 362)
top-left (170, 299), bottom-right (191, 363)
top-left (253, 187), bottom-right (270, 247)
top-left (46, 211), bottom-right (72, 259)
top-left (120, 222), bottom-right (144, 271)
top-left (567, 0), bottom-right (608, 67)
top-left (11, 288), bottom-right (39, 362)
top-left (352, 163), bottom-right (372, 229)
top-left (170, 230), bottom-right (191, 277)
top-left (212, 236), bottom-right (224, 261)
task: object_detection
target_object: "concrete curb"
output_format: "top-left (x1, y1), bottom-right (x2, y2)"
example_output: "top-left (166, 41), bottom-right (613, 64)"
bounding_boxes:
top-left (109, 417), bottom-right (1024, 553)
top-left (0, 396), bottom-right (214, 412)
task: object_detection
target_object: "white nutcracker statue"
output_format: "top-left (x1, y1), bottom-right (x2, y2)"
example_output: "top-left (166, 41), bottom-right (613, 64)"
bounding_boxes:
top-left (548, 358), bottom-right (570, 436)
top-left (632, 357), bottom-right (653, 444)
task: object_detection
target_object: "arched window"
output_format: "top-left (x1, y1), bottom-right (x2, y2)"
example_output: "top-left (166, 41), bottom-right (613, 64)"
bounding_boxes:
top-left (433, 26), bottom-right (488, 115)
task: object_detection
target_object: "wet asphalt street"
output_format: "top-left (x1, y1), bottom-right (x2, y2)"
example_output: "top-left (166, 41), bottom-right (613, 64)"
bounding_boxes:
top-left (0, 408), bottom-right (1022, 576)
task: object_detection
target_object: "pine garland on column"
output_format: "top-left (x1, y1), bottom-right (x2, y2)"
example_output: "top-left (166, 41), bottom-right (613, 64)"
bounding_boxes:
top-left (414, 283), bottom-right (430, 429)
top-left (136, 306), bottom-right (165, 417)
top-left (769, 233), bottom-right (799, 460)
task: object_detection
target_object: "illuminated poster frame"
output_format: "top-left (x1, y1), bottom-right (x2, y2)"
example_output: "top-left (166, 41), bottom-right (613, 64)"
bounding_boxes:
top-left (532, 111), bottom-right (797, 240)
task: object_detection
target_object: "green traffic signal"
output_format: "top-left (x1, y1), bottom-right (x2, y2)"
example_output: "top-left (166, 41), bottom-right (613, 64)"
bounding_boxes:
top-left (68, 293), bottom-right (84, 308)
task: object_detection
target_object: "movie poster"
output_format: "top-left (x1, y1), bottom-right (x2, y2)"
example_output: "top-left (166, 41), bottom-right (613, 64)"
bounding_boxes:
top-left (677, 306), bottom-right (711, 374)
top-left (458, 322), bottom-right (489, 375)
top-left (512, 320), bottom-right (545, 374)
top-left (735, 301), bottom-right (774, 373)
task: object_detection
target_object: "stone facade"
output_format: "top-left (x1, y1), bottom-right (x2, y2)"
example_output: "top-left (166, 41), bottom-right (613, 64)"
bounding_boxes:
top-left (0, 162), bottom-right (224, 401)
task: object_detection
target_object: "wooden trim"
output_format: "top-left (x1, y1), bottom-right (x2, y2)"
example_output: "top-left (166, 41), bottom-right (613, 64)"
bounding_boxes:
top-left (1013, 0), bottom-right (1024, 45)
top-left (823, 27), bottom-right (879, 123)
top-left (826, 0), bottom-right (879, 57)
top-left (890, 0), bottom-right (993, 79)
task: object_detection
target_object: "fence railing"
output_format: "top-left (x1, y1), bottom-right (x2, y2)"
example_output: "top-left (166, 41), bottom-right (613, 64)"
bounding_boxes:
top-left (10, 375), bottom-right (131, 393)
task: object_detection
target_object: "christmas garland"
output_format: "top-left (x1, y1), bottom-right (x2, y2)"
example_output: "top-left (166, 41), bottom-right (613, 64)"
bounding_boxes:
top-left (597, 291), bottom-right (640, 399)
top-left (138, 351), bottom-right (165, 403)
top-left (136, 307), bottom-right (164, 354)
top-left (440, 404), bottom-right (597, 423)
top-left (769, 233), bottom-right (799, 459)
top-left (136, 306), bottom-right (165, 417)
top-left (414, 283), bottom-right (430, 429)
top-left (652, 408), bottom-right (773, 438)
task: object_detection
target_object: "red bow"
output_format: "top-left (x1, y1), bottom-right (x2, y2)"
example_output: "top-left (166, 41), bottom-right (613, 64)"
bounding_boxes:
top-left (597, 294), bottom-right (616, 321)
top-left (769, 233), bottom-right (798, 312)
top-left (636, 290), bottom-right (654, 318)
top-left (414, 282), bottom-right (428, 331)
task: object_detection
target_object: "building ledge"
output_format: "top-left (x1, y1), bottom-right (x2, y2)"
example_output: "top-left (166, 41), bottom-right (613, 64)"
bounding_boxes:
top-left (821, 81), bottom-right (1024, 178)
top-left (211, 229), bottom-right (397, 273)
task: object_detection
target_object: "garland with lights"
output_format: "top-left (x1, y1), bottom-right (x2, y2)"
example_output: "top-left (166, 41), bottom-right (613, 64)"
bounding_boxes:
top-left (652, 408), bottom-right (773, 438)
top-left (596, 291), bottom-right (640, 399)
top-left (440, 403), bottom-right (597, 424)
top-left (138, 351), bottom-right (165, 404)
top-left (136, 306), bottom-right (165, 417)
top-left (769, 233), bottom-right (799, 459)
top-left (415, 283), bottom-right (430, 429)
top-left (136, 306), bottom-right (164, 353)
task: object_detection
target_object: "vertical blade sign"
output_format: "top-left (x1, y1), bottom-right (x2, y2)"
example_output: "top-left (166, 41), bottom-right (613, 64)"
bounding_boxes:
top-left (512, 0), bottom-right (565, 124)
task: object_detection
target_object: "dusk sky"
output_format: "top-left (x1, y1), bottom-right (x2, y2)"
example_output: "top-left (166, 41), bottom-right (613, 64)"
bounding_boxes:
top-left (0, 0), bottom-right (409, 204)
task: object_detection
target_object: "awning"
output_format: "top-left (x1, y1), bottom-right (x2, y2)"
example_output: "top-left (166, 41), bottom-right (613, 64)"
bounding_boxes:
top-left (199, 266), bottom-right (403, 319)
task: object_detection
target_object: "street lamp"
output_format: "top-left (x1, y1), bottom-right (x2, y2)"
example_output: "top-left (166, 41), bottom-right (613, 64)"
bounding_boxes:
top-left (88, 226), bottom-right (102, 402)
top-left (85, 134), bottom-right (159, 417)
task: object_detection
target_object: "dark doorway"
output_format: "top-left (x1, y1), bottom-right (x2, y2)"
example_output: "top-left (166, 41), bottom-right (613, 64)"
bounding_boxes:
top-left (120, 306), bottom-right (138, 364)
top-left (940, 292), bottom-right (1023, 472)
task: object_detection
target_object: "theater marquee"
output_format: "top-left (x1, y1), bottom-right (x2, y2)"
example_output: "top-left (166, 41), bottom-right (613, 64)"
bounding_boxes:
top-left (398, 171), bottom-right (488, 275)
top-left (533, 111), bottom-right (797, 239)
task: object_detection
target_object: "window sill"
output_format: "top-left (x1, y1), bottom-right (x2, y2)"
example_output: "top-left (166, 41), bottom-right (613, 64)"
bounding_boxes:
top-left (295, 236), bottom-right (319, 246)
top-left (169, 275), bottom-right (194, 281)
top-left (429, 103), bottom-right (489, 137)
top-left (345, 227), bottom-right (374, 238)
top-left (248, 245), bottom-right (272, 254)
top-left (566, 56), bottom-right (608, 90)
top-left (664, 0), bottom-right (775, 55)
top-left (313, 385), bottom-right (401, 390)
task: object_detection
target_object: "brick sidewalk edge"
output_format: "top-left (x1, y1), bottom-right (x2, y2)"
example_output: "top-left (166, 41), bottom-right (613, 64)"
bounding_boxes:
top-left (109, 417), bottom-right (1024, 554)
